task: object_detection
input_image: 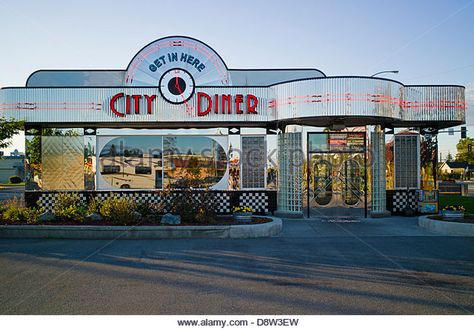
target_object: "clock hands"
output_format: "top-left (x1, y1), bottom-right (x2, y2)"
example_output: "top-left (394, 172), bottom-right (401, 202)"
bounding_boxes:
top-left (175, 71), bottom-right (193, 115)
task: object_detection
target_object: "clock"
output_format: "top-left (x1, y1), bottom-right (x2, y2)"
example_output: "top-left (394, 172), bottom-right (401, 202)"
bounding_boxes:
top-left (159, 68), bottom-right (195, 104)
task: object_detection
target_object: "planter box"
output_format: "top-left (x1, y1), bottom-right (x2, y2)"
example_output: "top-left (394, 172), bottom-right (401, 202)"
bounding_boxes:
top-left (233, 212), bottom-right (253, 223)
top-left (0, 217), bottom-right (283, 239)
top-left (441, 210), bottom-right (464, 220)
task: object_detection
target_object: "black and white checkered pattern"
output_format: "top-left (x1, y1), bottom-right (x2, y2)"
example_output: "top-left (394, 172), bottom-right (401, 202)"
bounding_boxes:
top-left (392, 190), bottom-right (418, 212)
top-left (214, 192), bottom-right (231, 213)
top-left (38, 193), bottom-right (87, 212)
top-left (37, 191), bottom-right (232, 214)
top-left (95, 192), bottom-right (163, 204)
top-left (239, 192), bottom-right (269, 213)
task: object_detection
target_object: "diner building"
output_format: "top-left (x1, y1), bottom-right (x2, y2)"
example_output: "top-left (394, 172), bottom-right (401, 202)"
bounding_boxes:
top-left (0, 36), bottom-right (467, 217)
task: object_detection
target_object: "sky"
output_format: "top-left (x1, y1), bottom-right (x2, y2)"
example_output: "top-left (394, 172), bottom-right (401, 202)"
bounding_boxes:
top-left (0, 0), bottom-right (473, 159)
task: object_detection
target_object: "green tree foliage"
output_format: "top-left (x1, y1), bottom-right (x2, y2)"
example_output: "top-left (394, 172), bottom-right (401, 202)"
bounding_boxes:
top-left (455, 137), bottom-right (474, 164)
top-left (446, 152), bottom-right (454, 162)
top-left (0, 117), bottom-right (24, 149)
top-left (25, 135), bottom-right (41, 164)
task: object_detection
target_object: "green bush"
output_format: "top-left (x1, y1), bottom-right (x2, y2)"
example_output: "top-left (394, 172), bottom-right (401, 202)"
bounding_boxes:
top-left (87, 196), bottom-right (103, 214)
top-left (100, 195), bottom-right (139, 225)
top-left (53, 192), bottom-right (87, 222)
top-left (9, 176), bottom-right (22, 184)
top-left (169, 190), bottom-right (216, 223)
top-left (2, 198), bottom-right (39, 224)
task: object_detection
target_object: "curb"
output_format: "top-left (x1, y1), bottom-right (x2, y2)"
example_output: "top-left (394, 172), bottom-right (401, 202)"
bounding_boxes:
top-left (418, 215), bottom-right (474, 236)
top-left (0, 217), bottom-right (283, 240)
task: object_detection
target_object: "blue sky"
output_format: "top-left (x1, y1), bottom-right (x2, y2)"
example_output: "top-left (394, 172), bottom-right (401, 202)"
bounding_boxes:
top-left (0, 0), bottom-right (473, 158)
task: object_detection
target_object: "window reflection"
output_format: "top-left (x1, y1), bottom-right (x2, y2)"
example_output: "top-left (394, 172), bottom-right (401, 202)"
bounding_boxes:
top-left (84, 135), bottom-right (96, 190)
top-left (99, 136), bottom-right (163, 189)
top-left (25, 135), bottom-right (42, 190)
top-left (163, 136), bottom-right (227, 189)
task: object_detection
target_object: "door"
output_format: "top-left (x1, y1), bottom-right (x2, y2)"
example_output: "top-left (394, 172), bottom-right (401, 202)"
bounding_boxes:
top-left (307, 132), bottom-right (367, 218)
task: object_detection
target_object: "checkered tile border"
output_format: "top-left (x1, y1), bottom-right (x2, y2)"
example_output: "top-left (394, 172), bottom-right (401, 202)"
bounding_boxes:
top-left (31, 191), bottom-right (277, 215)
top-left (239, 192), bottom-right (269, 213)
top-left (38, 193), bottom-right (87, 212)
top-left (392, 190), bottom-right (418, 213)
top-left (214, 192), bottom-right (231, 213)
top-left (37, 191), bottom-right (232, 214)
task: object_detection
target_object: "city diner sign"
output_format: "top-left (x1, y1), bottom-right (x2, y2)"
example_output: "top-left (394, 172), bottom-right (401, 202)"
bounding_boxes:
top-left (108, 92), bottom-right (259, 118)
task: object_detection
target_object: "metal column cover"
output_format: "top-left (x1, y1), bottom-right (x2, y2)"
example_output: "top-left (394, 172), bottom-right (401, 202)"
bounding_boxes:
top-left (370, 126), bottom-right (389, 216)
top-left (276, 132), bottom-right (303, 217)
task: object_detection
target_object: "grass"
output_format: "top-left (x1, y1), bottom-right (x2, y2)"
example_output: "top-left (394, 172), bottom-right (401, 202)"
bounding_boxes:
top-left (439, 195), bottom-right (474, 214)
top-left (0, 182), bottom-right (25, 187)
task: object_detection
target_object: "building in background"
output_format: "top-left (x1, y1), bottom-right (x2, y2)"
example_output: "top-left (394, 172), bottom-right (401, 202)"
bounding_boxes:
top-left (439, 161), bottom-right (468, 177)
top-left (0, 154), bottom-right (24, 183)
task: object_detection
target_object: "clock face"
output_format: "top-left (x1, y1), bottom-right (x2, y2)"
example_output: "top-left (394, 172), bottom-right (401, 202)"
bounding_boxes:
top-left (159, 68), bottom-right (195, 104)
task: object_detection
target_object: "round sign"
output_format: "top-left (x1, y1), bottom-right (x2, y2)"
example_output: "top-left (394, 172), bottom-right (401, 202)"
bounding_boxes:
top-left (159, 68), bottom-right (195, 104)
top-left (124, 36), bottom-right (231, 90)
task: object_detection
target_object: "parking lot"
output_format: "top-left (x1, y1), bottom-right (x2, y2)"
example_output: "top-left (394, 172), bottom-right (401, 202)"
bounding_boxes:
top-left (0, 216), bottom-right (473, 314)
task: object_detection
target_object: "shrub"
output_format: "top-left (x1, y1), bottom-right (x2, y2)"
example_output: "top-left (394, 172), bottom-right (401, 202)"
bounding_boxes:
top-left (2, 198), bottom-right (39, 224)
top-left (87, 196), bottom-right (103, 214)
top-left (53, 192), bottom-right (87, 222)
top-left (57, 204), bottom-right (87, 222)
top-left (169, 190), bottom-right (216, 224)
top-left (9, 176), bottom-right (22, 184)
top-left (100, 195), bottom-right (139, 225)
top-left (136, 200), bottom-right (166, 222)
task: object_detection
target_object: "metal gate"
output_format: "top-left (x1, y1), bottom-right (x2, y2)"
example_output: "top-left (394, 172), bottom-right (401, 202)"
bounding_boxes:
top-left (306, 132), bottom-right (367, 218)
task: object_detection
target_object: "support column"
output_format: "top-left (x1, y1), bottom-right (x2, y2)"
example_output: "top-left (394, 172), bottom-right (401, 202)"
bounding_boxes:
top-left (370, 125), bottom-right (391, 217)
top-left (275, 131), bottom-right (303, 218)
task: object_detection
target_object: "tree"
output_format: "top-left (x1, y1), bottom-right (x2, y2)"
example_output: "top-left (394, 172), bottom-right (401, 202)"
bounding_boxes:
top-left (446, 152), bottom-right (454, 162)
top-left (455, 137), bottom-right (474, 164)
top-left (0, 117), bottom-right (24, 149)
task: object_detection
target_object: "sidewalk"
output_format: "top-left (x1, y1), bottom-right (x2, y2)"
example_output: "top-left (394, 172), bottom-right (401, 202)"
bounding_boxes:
top-left (281, 216), bottom-right (440, 238)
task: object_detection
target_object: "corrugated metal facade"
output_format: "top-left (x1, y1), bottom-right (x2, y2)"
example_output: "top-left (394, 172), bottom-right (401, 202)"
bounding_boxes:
top-left (0, 77), bottom-right (465, 127)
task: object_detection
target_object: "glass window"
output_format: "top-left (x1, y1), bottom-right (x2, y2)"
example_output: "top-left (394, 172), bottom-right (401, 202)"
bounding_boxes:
top-left (98, 136), bottom-right (163, 189)
top-left (25, 135), bottom-right (42, 191)
top-left (163, 136), bottom-right (227, 189)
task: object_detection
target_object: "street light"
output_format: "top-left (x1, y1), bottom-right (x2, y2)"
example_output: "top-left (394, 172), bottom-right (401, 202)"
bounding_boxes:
top-left (370, 70), bottom-right (399, 77)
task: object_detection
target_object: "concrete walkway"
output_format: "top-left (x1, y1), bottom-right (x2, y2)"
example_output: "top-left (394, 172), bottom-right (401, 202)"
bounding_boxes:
top-left (282, 216), bottom-right (441, 238)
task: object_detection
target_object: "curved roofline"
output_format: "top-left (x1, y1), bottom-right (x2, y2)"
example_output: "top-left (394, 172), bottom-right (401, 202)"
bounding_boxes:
top-left (228, 68), bottom-right (326, 77)
top-left (25, 69), bottom-right (125, 87)
top-left (267, 75), bottom-right (465, 89)
top-left (17, 74), bottom-right (465, 90)
top-left (124, 35), bottom-right (230, 73)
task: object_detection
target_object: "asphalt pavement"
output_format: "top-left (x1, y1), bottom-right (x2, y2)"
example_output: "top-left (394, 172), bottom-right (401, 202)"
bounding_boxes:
top-left (0, 216), bottom-right (473, 315)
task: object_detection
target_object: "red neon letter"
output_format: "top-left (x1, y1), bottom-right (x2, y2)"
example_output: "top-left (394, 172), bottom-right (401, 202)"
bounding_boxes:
top-left (132, 95), bottom-right (142, 114)
top-left (235, 94), bottom-right (243, 114)
top-left (222, 94), bottom-right (231, 114)
top-left (110, 93), bottom-right (124, 117)
top-left (247, 94), bottom-right (258, 114)
top-left (144, 95), bottom-right (156, 114)
top-left (125, 95), bottom-right (131, 114)
top-left (197, 92), bottom-right (212, 116)
top-left (214, 94), bottom-right (219, 114)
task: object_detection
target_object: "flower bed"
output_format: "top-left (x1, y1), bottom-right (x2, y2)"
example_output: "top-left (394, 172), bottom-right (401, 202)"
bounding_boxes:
top-left (0, 193), bottom-right (271, 227)
top-left (440, 204), bottom-right (466, 221)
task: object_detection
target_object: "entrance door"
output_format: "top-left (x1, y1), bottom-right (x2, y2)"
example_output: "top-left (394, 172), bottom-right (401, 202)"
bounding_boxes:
top-left (307, 132), bottom-right (367, 218)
